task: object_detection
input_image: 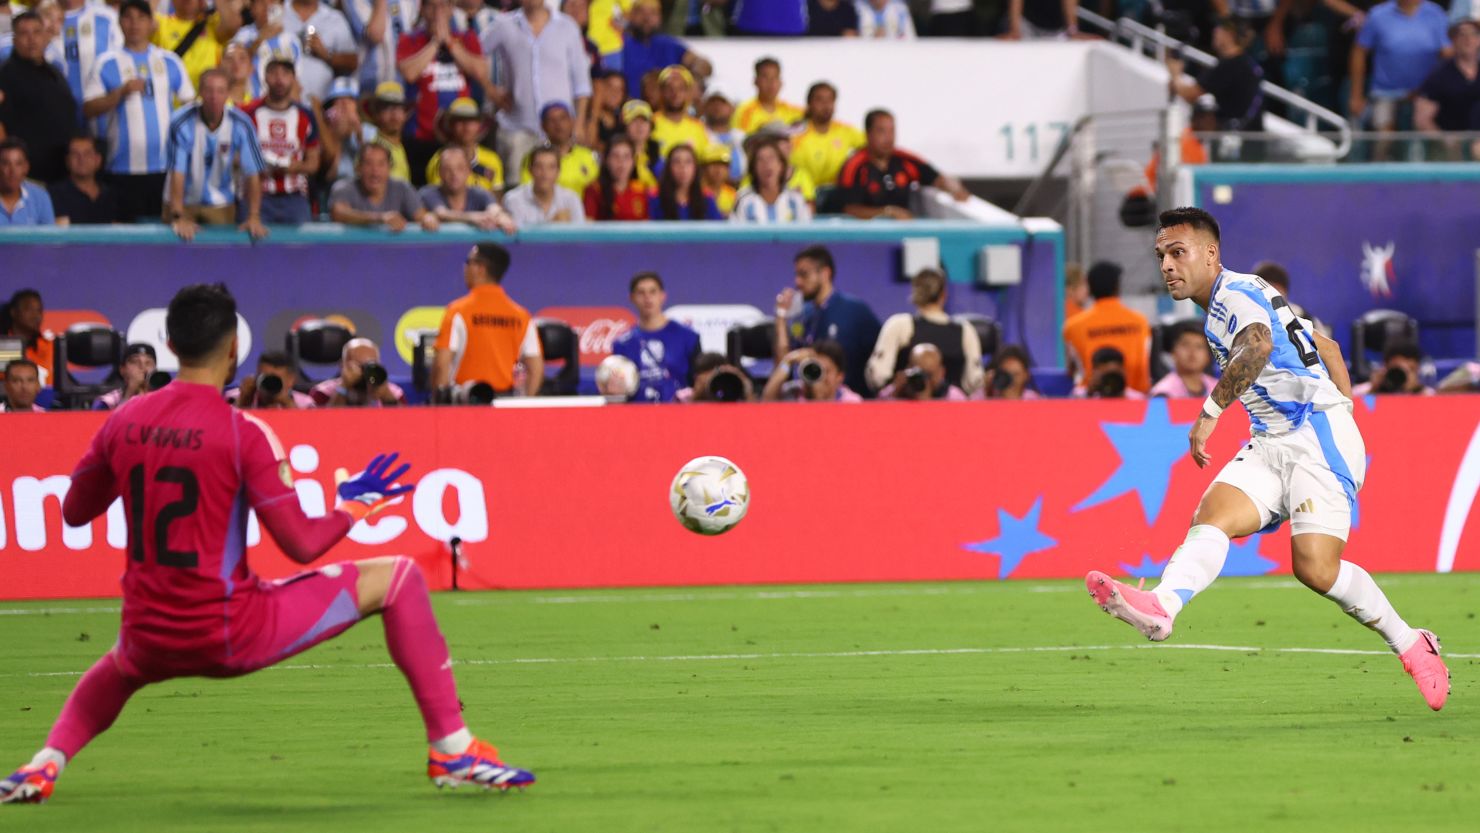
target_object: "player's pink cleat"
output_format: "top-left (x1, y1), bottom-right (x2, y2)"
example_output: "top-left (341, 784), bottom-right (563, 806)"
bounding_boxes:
top-left (1399, 629), bottom-right (1450, 711)
top-left (1086, 570), bottom-right (1174, 642)
top-left (427, 738), bottom-right (535, 791)
top-left (0, 762), bottom-right (58, 804)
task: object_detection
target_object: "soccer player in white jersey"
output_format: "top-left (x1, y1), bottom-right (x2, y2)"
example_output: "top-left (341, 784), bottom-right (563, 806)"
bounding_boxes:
top-left (83, 0), bottom-right (195, 221)
top-left (1085, 207), bottom-right (1450, 711)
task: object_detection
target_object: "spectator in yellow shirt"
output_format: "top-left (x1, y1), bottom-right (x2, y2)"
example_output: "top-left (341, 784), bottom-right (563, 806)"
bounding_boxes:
top-left (154, 0), bottom-right (244, 88)
top-left (732, 56), bottom-right (803, 135)
top-left (587, 0), bottom-right (633, 65)
top-left (701, 144), bottom-right (736, 216)
top-left (651, 64), bottom-right (709, 159)
top-left (790, 81), bottom-right (865, 188)
top-left (519, 101), bottom-right (600, 196)
top-left (368, 81), bottom-right (412, 183)
top-left (621, 99), bottom-right (661, 189)
top-left (426, 97), bottom-right (505, 195)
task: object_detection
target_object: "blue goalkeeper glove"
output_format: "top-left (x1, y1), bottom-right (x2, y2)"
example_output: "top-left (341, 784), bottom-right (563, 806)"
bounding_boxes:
top-left (337, 453), bottom-right (415, 521)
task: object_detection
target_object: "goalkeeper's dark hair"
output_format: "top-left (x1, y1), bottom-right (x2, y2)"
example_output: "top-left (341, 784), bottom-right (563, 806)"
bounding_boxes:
top-left (1157, 207), bottom-right (1221, 243)
top-left (167, 283), bottom-right (237, 364)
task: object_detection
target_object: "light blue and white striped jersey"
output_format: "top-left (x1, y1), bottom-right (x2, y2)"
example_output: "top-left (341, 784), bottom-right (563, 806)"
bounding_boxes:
top-left (231, 25), bottom-right (304, 99)
top-left (730, 188), bottom-right (812, 224)
top-left (1204, 269), bottom-right (1347, 436)
top-left (343, 0), bottom-right (421, 88)
top-left (60, 5), bottom-right (122, 116)
top-left (167, 104), bottom-right (265, 208)
top-left (854, 0), bottom-right (915, 38)
top-left (85, 45), bottom-right (196, 174)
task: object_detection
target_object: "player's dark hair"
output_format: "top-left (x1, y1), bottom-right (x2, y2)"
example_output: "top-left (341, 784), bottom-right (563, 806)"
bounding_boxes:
top-left (806, 82), bottom-right (837, 105)
top-left (1253, 261), bottom-right (1290, 292)
top-left (813, 339), bottom-right (847, 374)
top-left (167, 284), bottom-right (237, 363)
top-left (4, 358), bottom-right (38, 377)
top-left (1158, 207), bottom-right (1221, 243)
top-left (1383, 340), bottom-right (1422, 363)
top-left (692, 351), bottom-right (728, 377)
top-left (258, 350), bottom-right (293, 369)
top-left (754, 57), bottom-right (780, 75)
top-left (795, 245), bottom-right (836, 280)
top-left (629, 271), bottom-right (664, 294)
top-left (864, 109), bottom-right (892, 133)
top-left (1090, 346), bottom-right (1125, 367)
top-left (1087, 261), bottom-right (1122, 299)
top-left (470, 243), bottom-right (511, 282)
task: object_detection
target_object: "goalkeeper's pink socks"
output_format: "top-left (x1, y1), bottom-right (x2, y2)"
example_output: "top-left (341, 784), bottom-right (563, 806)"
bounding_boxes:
top-left (1153, 524), bottom-right (1230, 617)
top-left (45, 650), bottom-right (144, 761)
top-left (382, 557), bottom-right (469, 746)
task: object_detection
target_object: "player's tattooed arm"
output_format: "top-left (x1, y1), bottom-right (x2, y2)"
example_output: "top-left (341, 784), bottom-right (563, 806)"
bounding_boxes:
top-left (1209, 323), bottom-right (1274, 410)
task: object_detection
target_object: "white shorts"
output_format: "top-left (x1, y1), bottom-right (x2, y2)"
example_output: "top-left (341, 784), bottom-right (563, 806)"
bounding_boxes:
top-left (1214, 404), bottom-right (1366, 541)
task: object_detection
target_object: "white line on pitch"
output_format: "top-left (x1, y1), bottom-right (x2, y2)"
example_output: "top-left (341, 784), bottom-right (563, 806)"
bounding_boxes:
top-left (11, 642), bottom-right (1476, 679)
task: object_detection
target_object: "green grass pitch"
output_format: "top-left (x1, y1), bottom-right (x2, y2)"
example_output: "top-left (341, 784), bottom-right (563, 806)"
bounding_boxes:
top-left (2, 574), bottom-right (1476, 832)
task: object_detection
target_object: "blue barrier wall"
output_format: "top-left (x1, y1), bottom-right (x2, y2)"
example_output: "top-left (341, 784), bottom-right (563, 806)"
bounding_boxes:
top-left (0, 220), bottom-right (1066, 385)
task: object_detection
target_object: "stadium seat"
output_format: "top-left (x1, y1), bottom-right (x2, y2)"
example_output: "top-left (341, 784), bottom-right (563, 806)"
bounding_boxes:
top-left (53, 323), bottom-right (124, 410)
top-left (286, 319), bottom-right (354, 388)
top-left (536, 319), bottom-right (580, 395)
top-left (1350, 309), bottom-right (1419, 383)
top-left (725, 319), bottom-right (775, 382)
top-left (958, 314), bottom-right (1000, 366)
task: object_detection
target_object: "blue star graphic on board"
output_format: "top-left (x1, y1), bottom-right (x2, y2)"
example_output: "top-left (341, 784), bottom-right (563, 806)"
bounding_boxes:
top-left (1071, 398), bottom-right (1192, 525)
top-left (1119, 554), bottom-right (1169, 579)
top-left (962, 496), bottom-right (1058, 580)
top-left (1219, 533), bottom-right (1278, 576)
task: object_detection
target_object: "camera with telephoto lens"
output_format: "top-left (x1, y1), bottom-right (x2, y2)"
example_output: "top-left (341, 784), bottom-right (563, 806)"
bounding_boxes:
top-left (902, 366), bottom-right (929, 397)
top-left (797, 358), bottom-right (824, 385)
top-left (438, 381), bottom-right (496, 405)
top-left (1093, 369), bottom-right (1127, 398)
top-left (256, 372), bottom-right (284, 403)
top-left (705, 368), bottom-right (747, 403)
top-left (991, 369), bottom-right (1014, 395)
top-left (147, 371), bottom-right (171, 391)
top-left (355, 361), bottom-right (388, 390)
top-left (1374, 366), bottom-right (1409, 394)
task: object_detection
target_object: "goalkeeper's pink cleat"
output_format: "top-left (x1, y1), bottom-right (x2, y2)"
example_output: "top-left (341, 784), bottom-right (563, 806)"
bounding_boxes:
top-left (1086, 570), bottom-right (1173, 642)
top-left (1399, 629), bottom-right (1450, 711)
top-left (0, 762), bottom-right (58, 804)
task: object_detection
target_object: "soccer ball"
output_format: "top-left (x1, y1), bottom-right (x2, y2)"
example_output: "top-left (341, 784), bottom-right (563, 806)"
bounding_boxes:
top-left (595, 354), bottom-right (639, 397)
top-left (669, 456), bottom-right (750, 536)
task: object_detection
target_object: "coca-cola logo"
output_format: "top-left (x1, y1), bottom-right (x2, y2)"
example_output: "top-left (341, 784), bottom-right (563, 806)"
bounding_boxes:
top-left (535, 307), bottom-right (635, 366)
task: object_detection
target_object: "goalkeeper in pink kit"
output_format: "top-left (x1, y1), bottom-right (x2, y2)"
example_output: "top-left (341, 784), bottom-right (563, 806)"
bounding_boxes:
top-left (1, 284), bottom-right (533, 804)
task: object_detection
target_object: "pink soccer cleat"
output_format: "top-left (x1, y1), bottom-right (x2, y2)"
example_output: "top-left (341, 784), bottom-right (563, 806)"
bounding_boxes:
top-left (1399, 629), bottom-right (1450, 711)
top-left (0, 762), bottom-right (58, 804)
top-left (1086, 570), bottom-right (1174, 642)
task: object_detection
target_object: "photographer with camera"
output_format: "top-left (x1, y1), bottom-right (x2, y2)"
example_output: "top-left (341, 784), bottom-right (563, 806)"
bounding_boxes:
top-left (877, 344), bottom-right (967, 401)
top-left (1071, 346), bottom-right (1146, 400)
top-left (774, 245), bottom-right (881, 399)
top-left (1352, 341), bottom-right (1433, 396)
top-left (229, 350), bottom-right (315, 408)
top-left (867, 268), bottom-right (984, 397)
top-left (762, 340), bottom-right (862, 403)
top-left (677, 352), bottom-right (754, 403)
top-left (311, 337), bottom-right (406, 407)
top-left (982, 344), bottom-right (1041, 400)
top-left (93, 343), bottom-right (169, 410)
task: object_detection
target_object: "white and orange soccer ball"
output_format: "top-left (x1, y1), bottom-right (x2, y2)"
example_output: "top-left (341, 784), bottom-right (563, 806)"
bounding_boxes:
top-left (669, 456), bottom-right (750, 536)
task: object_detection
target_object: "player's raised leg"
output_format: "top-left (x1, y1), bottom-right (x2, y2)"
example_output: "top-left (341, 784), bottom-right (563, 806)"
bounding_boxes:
top-left (354, 556), bottom-right (535, 790)
top-left (1, 651), bottom-right (146, 804)
top-left (1087, 482), bottom-right (1262, 641)
top-left (1292, 533), bottom-right (1449, 711)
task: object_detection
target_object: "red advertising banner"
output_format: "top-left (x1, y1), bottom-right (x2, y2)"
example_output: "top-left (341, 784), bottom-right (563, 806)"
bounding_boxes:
top-left (2, 396), bottom-right (1479, 600)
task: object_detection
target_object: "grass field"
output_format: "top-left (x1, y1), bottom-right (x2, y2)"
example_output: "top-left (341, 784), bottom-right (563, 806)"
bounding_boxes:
top-left (2, 574), bottom-right (1477, 832)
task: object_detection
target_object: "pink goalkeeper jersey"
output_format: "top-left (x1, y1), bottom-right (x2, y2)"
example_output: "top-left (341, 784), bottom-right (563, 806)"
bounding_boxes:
top-left (63, 381), bottom-right (352, 663)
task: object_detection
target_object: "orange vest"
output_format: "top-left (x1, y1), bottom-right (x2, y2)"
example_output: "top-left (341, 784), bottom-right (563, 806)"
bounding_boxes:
top-left (435, 284), bottom-right (533, 391)
top-left (1063, 298), bottom-right (1152, 394)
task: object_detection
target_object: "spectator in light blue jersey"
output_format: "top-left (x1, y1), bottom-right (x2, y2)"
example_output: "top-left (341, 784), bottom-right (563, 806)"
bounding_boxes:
top-left (611, 272), bottom-right (702, 403)
top-left (58, 0), bottom-right (123, 125)
top-left (84, 0), bottom-right (196, 222)
top-left (1350, 0), bottom-right (1452, 158)
top-left (165, 69), bottom-right (267, 241)
top-left (0, 140), bottom-right (58, 227)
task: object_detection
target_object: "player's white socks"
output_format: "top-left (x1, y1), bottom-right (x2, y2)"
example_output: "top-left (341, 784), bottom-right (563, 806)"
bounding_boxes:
top-left (1153, 525), bottom-right (1231, 618)
top-left (1323, 560), bottom-right (1419, 655)
top-left (29, 748), bottom-right (66, 773)
top-left (430, 728), bottom-right (474, 756)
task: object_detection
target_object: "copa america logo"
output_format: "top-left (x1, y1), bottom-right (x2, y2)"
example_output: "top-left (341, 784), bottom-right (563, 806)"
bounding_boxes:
top-left (1360, 241), bottom-right (1396, 298)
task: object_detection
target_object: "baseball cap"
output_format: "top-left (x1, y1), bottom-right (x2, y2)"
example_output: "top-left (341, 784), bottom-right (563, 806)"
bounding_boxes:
top-left (621, 99), bottom-right (653, 124)
top-left (118, 0), bottom-right (151, 17)
top-left (324, 77), bottom-right (360, 106)
top-left (373, 81), bottom-right (406, 106)
top-left (446, 96), bottom-right (480, 120)
top-left (658, 65), bottom-right (694, 88)
top-left (701, 145), bottom-right (731, 166)
top-left (123, 343), bottom-right (157, 363)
